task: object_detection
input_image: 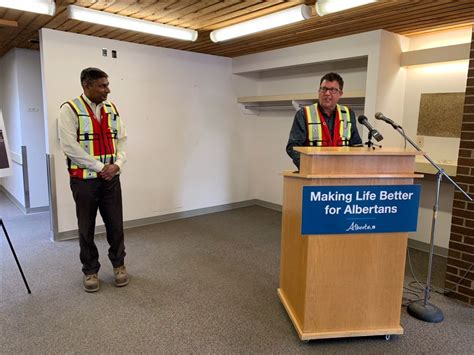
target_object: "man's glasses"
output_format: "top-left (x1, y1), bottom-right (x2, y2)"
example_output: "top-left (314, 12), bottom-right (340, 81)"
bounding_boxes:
top-left (319, 87), bottom-right (341, 94)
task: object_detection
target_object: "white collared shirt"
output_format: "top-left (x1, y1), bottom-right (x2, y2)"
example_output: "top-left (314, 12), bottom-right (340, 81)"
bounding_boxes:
top-left (58, 94), bottom-right (127, 173)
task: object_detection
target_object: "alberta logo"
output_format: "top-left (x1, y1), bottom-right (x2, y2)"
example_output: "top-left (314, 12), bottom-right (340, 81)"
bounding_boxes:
top-left (345, 222), bottom-right (376, 232)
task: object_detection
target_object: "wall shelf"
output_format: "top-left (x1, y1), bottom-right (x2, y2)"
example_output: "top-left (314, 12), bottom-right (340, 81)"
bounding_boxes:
top-left (400, 43), bottom-right (470, 67)
top-left (237, 91), bottom-right (365, 114)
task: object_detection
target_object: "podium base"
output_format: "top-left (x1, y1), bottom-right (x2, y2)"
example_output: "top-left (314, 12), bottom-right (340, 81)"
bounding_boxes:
top-left (278, 288), bottom-right (404, 341)
top-left (407, 300), bottom-right (444, 323)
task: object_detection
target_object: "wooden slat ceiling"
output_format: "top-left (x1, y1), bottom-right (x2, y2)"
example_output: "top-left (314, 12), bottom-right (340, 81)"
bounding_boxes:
top-left (0, 0), bottom-right (473, 58)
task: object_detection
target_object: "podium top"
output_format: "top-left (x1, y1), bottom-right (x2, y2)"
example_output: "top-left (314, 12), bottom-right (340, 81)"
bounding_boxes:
top-left (294, 147), bottom-right (425, 156)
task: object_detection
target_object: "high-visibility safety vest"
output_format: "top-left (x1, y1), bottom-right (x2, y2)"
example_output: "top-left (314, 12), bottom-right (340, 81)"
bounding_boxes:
top-left (304, 103), bottom-right (352, 146)
top-left (63, 96), bottom-right (122, 179)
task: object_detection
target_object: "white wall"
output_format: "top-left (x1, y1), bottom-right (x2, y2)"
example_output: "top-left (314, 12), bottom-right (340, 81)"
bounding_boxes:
top-left (36, 26), bottom-right (472, 248)
top-left (0, 49), bottom-right (25, 205)
top-left (40, 29), bottom-right (250, 233)
top-left (233, 31), bottom-right (385, 74)
top-left (233, 30), bottom-right (408, 205)
top-left (408, 26), bottom-right (472, 50)
top-left (0, 49), bottom-right (49, 209)
top-left (402, 25), bottom-right (472, 163)
top-left (402, 63), bottom-right (469, 163)
top-left (16, 49), bottom-right (49, 208)
top-left (369, 30), bottom-right (409, 147)
top-left (234, 62), bottom-right (368, 204)
top-left (231, 27), bottom-right (471, 250)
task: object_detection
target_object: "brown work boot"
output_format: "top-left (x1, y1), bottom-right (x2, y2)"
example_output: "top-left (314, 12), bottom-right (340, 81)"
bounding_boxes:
top-left (83, 273), bottom-right (99, 293)
top-left (113, 265), bottom-right (129, 287)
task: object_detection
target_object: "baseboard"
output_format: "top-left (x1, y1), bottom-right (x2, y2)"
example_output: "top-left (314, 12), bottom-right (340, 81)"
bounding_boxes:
top-left (25, 206), bottom-right (49, 214)
top-left (0, 185), bottom-right (49, 214)
top-left (41, 194), bottom-right (452, 256)
top-left (0, 185), bottom-right (26, 214)
top-left (55, 199), bottom-right (259, 241)
top-left (407, 238), bottom-right (448, 258)
top-left (254, 199), bottom-right (282, 211)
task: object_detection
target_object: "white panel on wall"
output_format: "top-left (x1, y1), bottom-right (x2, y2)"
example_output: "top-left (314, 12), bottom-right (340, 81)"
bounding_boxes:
top-left (16, 49), bottom-right (49, 208)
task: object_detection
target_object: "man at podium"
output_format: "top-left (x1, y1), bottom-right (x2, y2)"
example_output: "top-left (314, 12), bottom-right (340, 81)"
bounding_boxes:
top-left (286, 72), bottom-right (362, 169)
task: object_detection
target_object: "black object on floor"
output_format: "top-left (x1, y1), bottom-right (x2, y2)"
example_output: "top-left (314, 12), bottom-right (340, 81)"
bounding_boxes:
top-left (1, 218), bottom-right (31, 294)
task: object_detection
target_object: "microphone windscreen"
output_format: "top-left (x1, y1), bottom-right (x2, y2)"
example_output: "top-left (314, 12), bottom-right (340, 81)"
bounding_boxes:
top-left (375, 112), bottom-right (384, 120)
top-left (357, 115), bottom-right (368, 124)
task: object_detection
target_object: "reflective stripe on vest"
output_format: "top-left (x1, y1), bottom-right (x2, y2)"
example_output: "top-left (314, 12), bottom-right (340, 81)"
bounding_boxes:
top-left (65, 96), bottom-right (121, 179)
top-left (304, 103), bottom-right (351, 146)
top-left (103, 102), bottom-right (121, 157)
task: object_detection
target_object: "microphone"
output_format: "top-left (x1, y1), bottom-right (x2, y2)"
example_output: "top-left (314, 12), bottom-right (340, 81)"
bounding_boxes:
top-left (357, 115), bottom-right (383, 142)
top-left (375, 112), bottom-right (401, 129)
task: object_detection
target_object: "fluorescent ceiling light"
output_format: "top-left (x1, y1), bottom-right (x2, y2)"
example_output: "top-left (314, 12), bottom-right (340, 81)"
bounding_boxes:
top-left (67, 5), bottom-right (198, 41)
top-left (210, 5), bottom-right (311, 43)
top-left (316, 0), bottom-right (377, 16)
top-left (0, 0), bottom-right (55, 16)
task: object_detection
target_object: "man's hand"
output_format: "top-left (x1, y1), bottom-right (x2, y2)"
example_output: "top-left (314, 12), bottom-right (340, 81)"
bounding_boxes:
top-left (100, 164), bottom-right (120, 180)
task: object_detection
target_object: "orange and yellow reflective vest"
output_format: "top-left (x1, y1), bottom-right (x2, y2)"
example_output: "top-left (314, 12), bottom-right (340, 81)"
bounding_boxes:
top-left (304, 103), bottom-right (352, 146)
top-left (64, 96), bottom-right (122, 179)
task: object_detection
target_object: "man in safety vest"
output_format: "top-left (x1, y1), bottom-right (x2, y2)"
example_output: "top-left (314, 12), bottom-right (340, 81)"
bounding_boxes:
top-left (286, 72), bottom-right (362, 169)
top-left (59, 67), bottom-right (128, 293)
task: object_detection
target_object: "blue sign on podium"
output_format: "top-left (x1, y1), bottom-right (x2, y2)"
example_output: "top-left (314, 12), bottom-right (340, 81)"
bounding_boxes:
top-left (301, 185), bottom-right (421, 235)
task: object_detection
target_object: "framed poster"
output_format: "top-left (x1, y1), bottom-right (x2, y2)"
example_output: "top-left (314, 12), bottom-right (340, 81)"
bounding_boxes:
top-left (0, 110), bottom-right (13, 177)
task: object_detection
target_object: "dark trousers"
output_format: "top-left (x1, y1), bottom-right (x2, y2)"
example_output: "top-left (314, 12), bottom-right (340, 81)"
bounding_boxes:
top-left (70, 175), bottom-right (126, 275)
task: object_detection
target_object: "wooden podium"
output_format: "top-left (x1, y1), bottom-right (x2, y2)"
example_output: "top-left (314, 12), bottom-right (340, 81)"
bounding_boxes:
top-left (278, 147), bottom-right (423, 341)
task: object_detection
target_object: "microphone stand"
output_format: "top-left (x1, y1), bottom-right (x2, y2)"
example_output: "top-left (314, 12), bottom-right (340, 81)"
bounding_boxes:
top-left (390, 125), bottom-right (472, 323)
top-left (1, 218), bottom-right (31, 294)
top-left (364, 131), bottom-right (382, 150)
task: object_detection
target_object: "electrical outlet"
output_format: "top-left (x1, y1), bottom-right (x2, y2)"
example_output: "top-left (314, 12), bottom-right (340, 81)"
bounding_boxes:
top-left (416, 136), bottom-right (424, 147)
